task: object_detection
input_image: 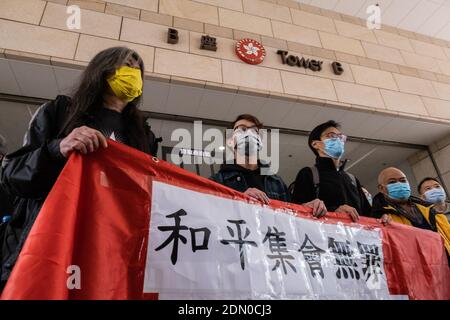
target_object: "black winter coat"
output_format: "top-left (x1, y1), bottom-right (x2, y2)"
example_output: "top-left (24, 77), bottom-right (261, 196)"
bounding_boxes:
top-left (291, 157), bottom-right (372, 216)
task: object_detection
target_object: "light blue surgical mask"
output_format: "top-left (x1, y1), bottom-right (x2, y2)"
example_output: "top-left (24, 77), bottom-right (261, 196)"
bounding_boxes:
top-left (424, 188), bottom-right (446, 204)
top-left (323, 138), bottom-right (345, 159)
top-left (387, 182), bottom-right (411, 201)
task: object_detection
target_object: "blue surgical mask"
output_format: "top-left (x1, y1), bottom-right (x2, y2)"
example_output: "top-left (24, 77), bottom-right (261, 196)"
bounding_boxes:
top-left (323, 138), bottom-right (345, 159)
top-left (387, 182), bottom-right (411, 201)
top-left (424, 188), bottom-right (446, 204)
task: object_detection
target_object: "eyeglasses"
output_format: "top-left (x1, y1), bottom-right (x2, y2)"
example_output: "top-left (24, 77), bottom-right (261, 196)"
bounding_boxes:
top-left (233, 125), bottom-right (260, 134)
top-left (322, 132), bottom-right (347, 142)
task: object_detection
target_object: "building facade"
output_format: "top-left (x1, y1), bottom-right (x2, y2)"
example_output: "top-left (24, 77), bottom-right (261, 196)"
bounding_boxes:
top-left (0, 0), bottom-right (449, 195)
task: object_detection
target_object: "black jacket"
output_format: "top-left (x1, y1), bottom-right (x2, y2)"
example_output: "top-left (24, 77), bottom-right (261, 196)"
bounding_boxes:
top-left (210, 164), bottom-right (290, 202)
top-left (0, 184), bottom-right (14, 218)
top-left (0, 95), bottom-right (157, 283)
top-left (0, 184), bottom-right (14, 281)
top-left (291, 157), bottom-right (371, 216)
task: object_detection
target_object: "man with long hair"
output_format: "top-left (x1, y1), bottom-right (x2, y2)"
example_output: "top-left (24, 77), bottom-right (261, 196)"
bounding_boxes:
top-left (0, 47), bottom-right (157, 291)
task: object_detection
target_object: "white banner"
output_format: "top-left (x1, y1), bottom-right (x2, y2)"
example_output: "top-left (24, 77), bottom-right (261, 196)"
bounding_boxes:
top-left (144, 181), bottom-right (398, 300)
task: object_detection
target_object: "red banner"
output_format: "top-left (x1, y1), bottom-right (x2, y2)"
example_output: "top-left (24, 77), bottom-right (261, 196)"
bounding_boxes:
top-left (1, 141), bottom-right (449, 299)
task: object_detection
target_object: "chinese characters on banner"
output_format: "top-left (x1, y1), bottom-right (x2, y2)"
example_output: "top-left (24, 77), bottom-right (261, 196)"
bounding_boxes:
top-left (3, 142), bottom-right (447, 300)
top-left (145, 181), bottom-right (394, 300)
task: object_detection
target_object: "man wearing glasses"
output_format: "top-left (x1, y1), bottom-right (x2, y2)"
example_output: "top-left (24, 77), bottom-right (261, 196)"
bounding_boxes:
top-left (291, 120), bottom-right (371, 221)
top-left (210, 114), bottom-right (327, 217)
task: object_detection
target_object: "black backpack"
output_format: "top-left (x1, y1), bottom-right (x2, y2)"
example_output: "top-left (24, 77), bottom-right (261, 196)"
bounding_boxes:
top-left (287, 165), bottom-right (357, 200)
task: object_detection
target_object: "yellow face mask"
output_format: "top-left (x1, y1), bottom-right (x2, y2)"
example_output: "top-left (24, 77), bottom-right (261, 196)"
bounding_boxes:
top-left (107, 66), bottom-right (143, 102)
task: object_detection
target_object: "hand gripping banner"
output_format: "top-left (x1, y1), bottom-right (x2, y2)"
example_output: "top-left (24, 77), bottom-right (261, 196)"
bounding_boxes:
top-left (1, 141), bottom-right (449, 299)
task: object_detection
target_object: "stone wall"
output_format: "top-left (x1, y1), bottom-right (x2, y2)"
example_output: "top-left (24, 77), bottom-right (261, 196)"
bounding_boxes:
top-left (1, 0), bottom-right (450, 124)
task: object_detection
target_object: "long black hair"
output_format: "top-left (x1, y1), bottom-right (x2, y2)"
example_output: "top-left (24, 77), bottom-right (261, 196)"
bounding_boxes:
top-left (60, 47), bottom-right (150, 154)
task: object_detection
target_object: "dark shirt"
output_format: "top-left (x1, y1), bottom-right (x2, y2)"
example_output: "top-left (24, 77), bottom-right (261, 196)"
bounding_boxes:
top-left (91, 107), bottom-right (129, 145)
top-left (241, 167), bottom-right (265, 191)
top-left (291, 157), bottom-right (371, 216)
top-left (210, 164), bottom-right (290, 202)
top-left (395, 203), bottom-right (432, 230)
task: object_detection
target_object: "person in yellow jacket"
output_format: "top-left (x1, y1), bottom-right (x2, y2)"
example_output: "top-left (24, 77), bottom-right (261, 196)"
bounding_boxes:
top-left (418, 177), bottom-right (450, 223)
top-left (371, 167), bottom-right (450, 258)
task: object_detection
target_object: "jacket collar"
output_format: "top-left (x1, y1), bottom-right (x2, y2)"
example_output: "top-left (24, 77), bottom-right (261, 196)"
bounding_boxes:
top-left (218, 163), bottom-right (282, 182)
top-left (315, 156), bottom-right (345, 172)
top-left (372, 192), bottom-right (431, 214)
